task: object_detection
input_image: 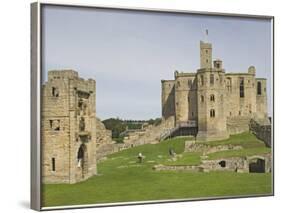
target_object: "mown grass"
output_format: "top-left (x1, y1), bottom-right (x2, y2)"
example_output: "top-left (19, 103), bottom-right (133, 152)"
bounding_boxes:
top-left (42, 133), bottom-right (272, 207)
top-left (197, 132), bottom-right (266, 148)
top-left (165, 152), bottom-right (202, 166)
top-left (208, 147), bottom-right (271, 160)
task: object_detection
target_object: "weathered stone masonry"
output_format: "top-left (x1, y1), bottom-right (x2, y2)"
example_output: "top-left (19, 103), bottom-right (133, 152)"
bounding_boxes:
top-left (42, 70), bottom-right (97, 184)
top-left (162, 41), bottom-right (269, 141)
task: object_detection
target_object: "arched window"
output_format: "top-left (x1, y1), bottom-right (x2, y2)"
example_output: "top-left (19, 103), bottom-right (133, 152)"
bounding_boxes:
top-left (240, 77), bottom-right (245, 98)
top-left (210, 94), bottom-right (215, 102)
top-left (201, 95), bottom-right (204, 102)
top-left (188, 79), bottom-right (192, 88)
top-left (226, 77), bottom-right (232, 92)
top-left (210, 74), bottom-right (214, 85)
top-left (210, 109), bottom-right (215, 118)
top-left (52, 87), bottom-right (59, 97)
top-left (257, 81), bottom-right (262, 95)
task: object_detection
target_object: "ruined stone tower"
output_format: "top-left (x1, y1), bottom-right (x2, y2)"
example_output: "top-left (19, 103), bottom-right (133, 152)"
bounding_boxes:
top-left (161, 40), bottom-right (269, 141)
top-left (42, 70), bottom-right (97, 184)
top-left (196, 41), bottom-right (229, 141)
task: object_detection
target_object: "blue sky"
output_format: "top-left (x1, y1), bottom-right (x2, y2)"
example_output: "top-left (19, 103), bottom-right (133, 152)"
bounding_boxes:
top-left (42, 5), bottom-right (272, 120)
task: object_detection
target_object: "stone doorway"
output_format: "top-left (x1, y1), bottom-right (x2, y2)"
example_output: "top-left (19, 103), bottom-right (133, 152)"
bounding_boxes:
top-left (249, 158), bottom-right (265, 173)
top-left (77, 144), bottom-right (88, 178)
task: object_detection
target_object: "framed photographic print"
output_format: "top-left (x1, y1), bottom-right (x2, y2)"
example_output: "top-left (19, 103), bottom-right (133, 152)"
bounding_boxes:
top-left (31, 1), bottom-right (274, 211)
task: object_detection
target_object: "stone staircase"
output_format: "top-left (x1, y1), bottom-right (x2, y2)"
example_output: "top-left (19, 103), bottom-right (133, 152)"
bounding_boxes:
top-left (159, 126), bottom-right (180, 141)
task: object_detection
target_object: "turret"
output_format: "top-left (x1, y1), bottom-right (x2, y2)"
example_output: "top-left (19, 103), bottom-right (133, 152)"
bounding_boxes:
top-left (200, 41), bottom-right (212, 69)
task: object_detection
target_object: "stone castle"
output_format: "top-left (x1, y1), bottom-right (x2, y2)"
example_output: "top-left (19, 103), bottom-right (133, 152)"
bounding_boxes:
top-left (42, 70), bottom-right (97, 183)
top-left (41, 40), bottom-right (270, 184)
top-left (161, 41), bottom-right (268, 141)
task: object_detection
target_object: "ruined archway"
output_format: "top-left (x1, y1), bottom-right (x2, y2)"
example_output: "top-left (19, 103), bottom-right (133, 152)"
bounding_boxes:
top-left (77, 144), bottom-right (88, 178)
top-left (249, 157), bottom-right (265, 173)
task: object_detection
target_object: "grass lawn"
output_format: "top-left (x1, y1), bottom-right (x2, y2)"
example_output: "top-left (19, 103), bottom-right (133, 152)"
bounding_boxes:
top-left (42, 133), bottom-right (272, 207)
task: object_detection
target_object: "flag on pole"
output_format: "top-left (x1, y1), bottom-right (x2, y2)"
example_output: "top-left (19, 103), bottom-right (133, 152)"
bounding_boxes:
top-left (206, 29), bottom-right (208, 36)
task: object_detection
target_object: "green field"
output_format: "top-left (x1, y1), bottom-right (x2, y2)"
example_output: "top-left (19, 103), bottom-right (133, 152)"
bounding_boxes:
top-left (42, 133), bottom-right (272, 207)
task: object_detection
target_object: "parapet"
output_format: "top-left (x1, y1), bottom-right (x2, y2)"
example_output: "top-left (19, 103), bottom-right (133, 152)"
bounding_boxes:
top-left (48, 69), bottom-right (79, 81)
top-left (174, 70), bottom-right (196, 78)
top-left (200, 40), bottom-right (212, 48)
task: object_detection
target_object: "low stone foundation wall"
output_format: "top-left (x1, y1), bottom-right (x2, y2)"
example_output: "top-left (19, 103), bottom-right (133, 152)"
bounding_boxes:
top-left (153, 154), bottom-right (271, 173)
top-left (96, 143), bottom-right (133, 162)
top-left (185, 141), bottom-right (242, 155)
top-left (153, 164), bottom-right (203, 172)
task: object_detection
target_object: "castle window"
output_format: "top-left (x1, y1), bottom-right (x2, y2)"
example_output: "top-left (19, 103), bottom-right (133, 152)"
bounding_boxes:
top-left (52, 87), bottom-right (59, 97)
top-left (206, 50), bottom-right (208, 54)
top-left (201, 95), bottom-right (204, 102)
top-left (188, 97), bottom-right (190, 103)
top-left (229, 112), bottom-right (232, 116)
top-left (257, 81), bottom-right (262, 95)
top-left (210, 109), bottom-right (215, 118)
top-left (188, 79), bottom-right (192, 88)
top-left (52, 158), bottom-right (56, 171)
top-left (50, 120), bottom-right (60, 131)
top-left (200, 75), bottom-right (204, 86)
top-left (192, 112), bottom-right (194, 117)
top-left (226, 77), bottom-right (232, 92)
top-left (210, 74), bottom-right (214, 85)
top-left (239, 78), bottom-right (245, 98)
top-left (239, 111), bottom-right (241, 116)
top-left (210, 94), bottom-right (215, 102)
top-left (79, 117), bottom-right (85, 131)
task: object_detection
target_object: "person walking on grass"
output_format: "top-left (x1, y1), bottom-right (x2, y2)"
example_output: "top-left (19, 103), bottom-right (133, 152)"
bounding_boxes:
top-left (138, 152), bottom-right (144, 163)
top-left (169, 147), bottom-right (176, 157)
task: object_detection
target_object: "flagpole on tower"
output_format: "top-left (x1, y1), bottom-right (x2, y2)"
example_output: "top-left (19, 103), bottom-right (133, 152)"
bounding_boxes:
top-left (205, 29), bottom-right (209, 42)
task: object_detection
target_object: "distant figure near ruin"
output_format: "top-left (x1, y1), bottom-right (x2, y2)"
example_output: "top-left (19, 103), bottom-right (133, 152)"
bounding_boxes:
top-left (169, 147), bottom-right (176, 157)
top-left (138, 152), bottom-right (144, 163)
top-left (161, 40), bottom-right (269, 142)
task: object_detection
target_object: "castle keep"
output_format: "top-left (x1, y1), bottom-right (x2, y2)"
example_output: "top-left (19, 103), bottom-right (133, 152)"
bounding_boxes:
top-left (42, 70), bottom-right (97, 183)
top-left (162, 41), bottom-right (268, 141)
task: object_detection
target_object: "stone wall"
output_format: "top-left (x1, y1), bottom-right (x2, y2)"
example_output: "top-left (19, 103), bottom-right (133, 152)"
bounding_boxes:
top-left (42, 70), bottom-right (97, 184)
top-left (153, 154), bottom-right (271, 173)
top-left (226, 116), bottom-right (251, 135)
top-left (96, 117), bottom-right (113, 148)
top-left (96, 117), bottom-right (175, 161)
top-left (250, 119), bottom-right (272, 147)
top-left (185, 141), bottom-right (242, 155)
top-left (123, 116), bottom-right (175, 145)
top-left (96, 143), bottom-right (133, 162)
top-left (161, 80), bottom-right (176, 119)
